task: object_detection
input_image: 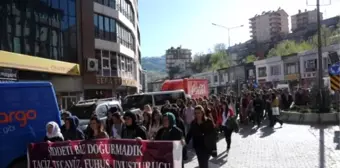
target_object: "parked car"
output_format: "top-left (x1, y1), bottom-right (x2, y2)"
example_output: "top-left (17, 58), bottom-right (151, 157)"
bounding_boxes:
top-left (68, 98), bottom-right (122, 131)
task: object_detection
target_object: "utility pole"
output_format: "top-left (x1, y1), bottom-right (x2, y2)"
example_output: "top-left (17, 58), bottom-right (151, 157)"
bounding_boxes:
top-left (307, 0), bottom-right (331, 113)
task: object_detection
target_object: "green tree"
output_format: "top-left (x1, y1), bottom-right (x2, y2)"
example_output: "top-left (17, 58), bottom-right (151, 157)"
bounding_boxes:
top-left (209, 43), bottom-right (231, 70)
top-left (311, 25), bottom-right (334, 48)
top-left (267, 40), bottom-right (313, 57)
top-left (191, 53), bottom-right (212, 73)
top-left (245, 55), bottom-right (257, 63)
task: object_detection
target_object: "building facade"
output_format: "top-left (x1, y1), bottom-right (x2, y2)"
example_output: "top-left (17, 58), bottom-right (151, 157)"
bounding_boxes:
top-left (291, 9), bottom-right (322, 32)
top-left (0, 0), bottom-right (142, 109)
top-left (165, 46), bottom-right (192, 73)
top-left (254, 56), bottom-right (284, 88)
top-left (249, 9), bottom-right (289, 42)
top-left (299, 44), bottom-right (340, 88)
top-left (282, 54), bottom-right (300, 88)
top-left (147, 79), bottom-right (163, 92)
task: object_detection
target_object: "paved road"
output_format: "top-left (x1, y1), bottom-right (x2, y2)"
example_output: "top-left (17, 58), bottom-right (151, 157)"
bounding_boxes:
top-left (184, 123), bottom-right (340, 168)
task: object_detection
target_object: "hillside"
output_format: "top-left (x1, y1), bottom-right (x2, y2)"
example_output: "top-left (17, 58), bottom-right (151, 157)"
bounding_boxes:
top-left (141, 56), bottom-right (167, 81)
top-left (141, 55), bottom-right (166, 72)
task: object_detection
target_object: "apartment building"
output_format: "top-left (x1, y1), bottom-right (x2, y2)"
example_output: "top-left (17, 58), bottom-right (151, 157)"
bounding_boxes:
top-left (249, 8), bottom-right (289, 42)
top-left (165, 46), bottom-right (192, 73)
top-left (0, 0), bottom-right (142, 109)
top-left (291, 9), bottom-right (322, 32)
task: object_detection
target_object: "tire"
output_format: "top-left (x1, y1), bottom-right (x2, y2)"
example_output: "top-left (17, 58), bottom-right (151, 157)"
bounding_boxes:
top-left (10, 159), bottom-right (27, 168)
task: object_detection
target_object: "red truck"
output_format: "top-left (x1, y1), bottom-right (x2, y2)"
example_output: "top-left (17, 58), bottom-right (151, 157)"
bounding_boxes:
top-left (161, 78), bottom-right (209, 99)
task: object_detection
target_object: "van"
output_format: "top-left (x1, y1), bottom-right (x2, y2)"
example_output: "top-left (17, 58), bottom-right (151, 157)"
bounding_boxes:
top-left (122, 90), bottom-right (186, 111)
top-left (69, 98), bottom-right (122, 131)
top-left (0, 82), bottom-right (61, 168)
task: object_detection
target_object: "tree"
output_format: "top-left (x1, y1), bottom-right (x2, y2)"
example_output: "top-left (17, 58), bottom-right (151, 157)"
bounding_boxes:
top-left (267, 40), bottom-right (313, 57)
top-left (310, 25), bottom-right (334, 48)
top-left (245, 55), bottom-right (257, 63)
top-left (191, 53), bottom-right (211, 73)
top-left (209, 43), bottom-right (231, 70)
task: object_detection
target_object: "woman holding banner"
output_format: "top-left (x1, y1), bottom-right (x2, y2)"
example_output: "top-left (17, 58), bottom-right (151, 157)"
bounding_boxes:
top-left (186, 105), bottom-right (216, 168)
top-left (44, 121), bottom-right (64, 142)
top-left (155, 112), bottom-right (185, 168)
top-left (121, 111), bottom-right (147, 140)
top-left (88, 117), bottom-right (109, 139)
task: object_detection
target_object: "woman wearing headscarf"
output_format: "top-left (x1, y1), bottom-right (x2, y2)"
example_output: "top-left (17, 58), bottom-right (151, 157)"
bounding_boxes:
top-left (186, 105), bottom-right (216, 168)
top-left (44, 121), bottom-right (64, 142)
top-left (61, 116), bottom-right (85, 140)
top-left (121, 111), bottom-right (147, 140)
top-left (155, 112), bottom-right (185, 168)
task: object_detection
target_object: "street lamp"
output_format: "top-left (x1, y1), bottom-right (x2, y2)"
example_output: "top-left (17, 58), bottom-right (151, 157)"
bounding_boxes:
top-left (212, 23), bottom-right (244, 95)
top-left (211, 23), bottom-right (244, 48)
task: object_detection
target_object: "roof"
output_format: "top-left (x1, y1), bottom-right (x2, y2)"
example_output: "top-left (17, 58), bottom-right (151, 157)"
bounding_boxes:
top-left (0, 81), bottom-right (52, 88)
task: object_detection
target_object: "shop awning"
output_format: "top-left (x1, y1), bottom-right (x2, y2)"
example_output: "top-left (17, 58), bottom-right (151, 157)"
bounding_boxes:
top-left (0, 50), bottom-right (80, 76)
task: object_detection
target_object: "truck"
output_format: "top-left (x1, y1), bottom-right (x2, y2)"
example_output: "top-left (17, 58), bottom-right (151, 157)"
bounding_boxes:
top-left (161, 78), bottom-right (209, 99)
top-left (0, 82), bottom-right (61, 168)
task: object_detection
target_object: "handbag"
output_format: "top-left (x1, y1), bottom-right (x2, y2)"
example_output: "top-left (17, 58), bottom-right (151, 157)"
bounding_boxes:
top-left (226, 117), bottom-right (239, 133)
top-left (272, 107), bottom-right (280, 115)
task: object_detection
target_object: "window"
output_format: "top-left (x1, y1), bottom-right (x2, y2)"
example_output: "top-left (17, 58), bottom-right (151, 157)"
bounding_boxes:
top-left (214, 75), bottom-right (218, 83)
top-left (270, 65), bottom-right (281, 75)
top-left (258, 67), bottom-right (267, 77)
top-left (104, 17), bottom-right (110, 40)
top-left (95, 49), bottom-right (102, 75)
top-left (285, 63), bottom-right (297, 74)
top-left (98, 15), bottom-right (104, 38)
top-left (154, 92), bottom-right (186, 106)
top-left (304, 59), bottom-right (317, 72)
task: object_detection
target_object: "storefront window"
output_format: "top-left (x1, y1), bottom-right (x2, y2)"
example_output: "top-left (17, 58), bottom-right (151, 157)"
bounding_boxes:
top-left (0, 0), bottom-right (78, 63)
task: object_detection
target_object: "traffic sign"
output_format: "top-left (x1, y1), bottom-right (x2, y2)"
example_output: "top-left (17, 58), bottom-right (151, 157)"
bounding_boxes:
top-left (329, 63), bottom-right (340, 75)
top-left (330, 74), bottom-right (340, 91)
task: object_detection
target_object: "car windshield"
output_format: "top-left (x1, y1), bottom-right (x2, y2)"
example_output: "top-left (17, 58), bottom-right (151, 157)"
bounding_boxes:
top-left (122, 95), bottom-right (152, 111)
top-left (69, 104), bottom-right (96, 119)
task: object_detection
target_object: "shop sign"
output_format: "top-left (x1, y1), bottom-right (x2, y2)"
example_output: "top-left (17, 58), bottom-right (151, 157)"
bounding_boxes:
top-left (121, 78), bottom-right (137, 87)
top-left (284, 74), bottom-right (299, 80)
top-left (96, 76), bottom-right (122, 85)
top-left (0, 68), bottom-right (17, 80)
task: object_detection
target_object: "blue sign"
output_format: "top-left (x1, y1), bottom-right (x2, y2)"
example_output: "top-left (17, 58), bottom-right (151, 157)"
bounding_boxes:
top-left (253, 82), bottom-right (258, 88)
top-left (329, 63), bottom-right (340, 75)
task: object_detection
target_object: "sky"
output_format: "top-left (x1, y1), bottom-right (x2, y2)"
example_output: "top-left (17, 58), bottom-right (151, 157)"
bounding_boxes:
top-left (138, 0), bottom-right (340, 57)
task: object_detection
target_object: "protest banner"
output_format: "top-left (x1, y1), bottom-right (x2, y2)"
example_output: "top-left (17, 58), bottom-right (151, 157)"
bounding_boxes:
top-left (27, 139), bottom-right (182, 168)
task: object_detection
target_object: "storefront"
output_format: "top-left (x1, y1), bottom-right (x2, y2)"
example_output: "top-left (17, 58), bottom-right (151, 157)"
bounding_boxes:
top-left (0, 50), bottom-right (81, 109)
top-left (83, 76), bottom-right (138, 99)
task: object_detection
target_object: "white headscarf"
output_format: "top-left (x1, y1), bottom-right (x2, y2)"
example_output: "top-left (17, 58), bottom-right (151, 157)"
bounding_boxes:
top-left (46, 121), bottom-right (64, 139)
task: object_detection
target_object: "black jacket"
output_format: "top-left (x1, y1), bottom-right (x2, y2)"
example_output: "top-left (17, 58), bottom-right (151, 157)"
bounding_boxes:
top-left (155, 126), bottom-right (183, 141)
top-left (186, 118), bottom-right (216, 152)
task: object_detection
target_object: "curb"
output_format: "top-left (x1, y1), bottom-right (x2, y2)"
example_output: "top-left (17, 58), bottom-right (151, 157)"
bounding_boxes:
top-left (280, 111), bottom-right (339, 125)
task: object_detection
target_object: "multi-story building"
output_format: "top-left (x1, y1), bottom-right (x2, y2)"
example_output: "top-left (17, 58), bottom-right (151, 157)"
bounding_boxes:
top-left (254, 56), bottom-right (284, 88)
top-left (165, 46), bottom-right (192, 73)
top-left (249, 8), bottom-right (289, 42)
top-left (282, 53), bottom-right (300, 87)
top-left (299, 44), bottom-right (340, 88)
top-left (140, 69), bottom-right (147, 92)
top-left (0, 0), bottom-right (142, 109)
top-left (291, 9), bottom-right (322, 32)
top-left (191, 71), bottom-right (219, 94)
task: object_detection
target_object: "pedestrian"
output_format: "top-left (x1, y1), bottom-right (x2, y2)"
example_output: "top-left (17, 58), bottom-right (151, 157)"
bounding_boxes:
top-left (44, 121), bottom-right (64, 142)
top-left (148, 108), bottom-right (162, 139)
top-left (271, 93), bottom-right (283, 127)
top-left (253, 93), bottom-right (264, 128)
top-left (183, 100), bottom-right (195, 135)
top-left (186, 105), bottom-right (216, 168)
top-left (61, 116), bottom-right (85, 140)
top-left (111, 112), bottom-right (124, 139)
top-left (121, 111), bottom-right (147, 140)
top-left (88, 117), bottom-right (109, 139)
top-left (155, 112), bottom-right (185, 167)
top-left (221, 101), bottom-right (234, 152)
